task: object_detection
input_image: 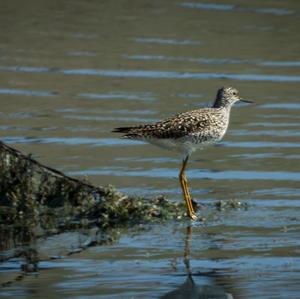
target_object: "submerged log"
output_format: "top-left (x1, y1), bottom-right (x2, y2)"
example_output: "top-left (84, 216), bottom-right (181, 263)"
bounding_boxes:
top-left (0, 141), bottom-right (185, 230)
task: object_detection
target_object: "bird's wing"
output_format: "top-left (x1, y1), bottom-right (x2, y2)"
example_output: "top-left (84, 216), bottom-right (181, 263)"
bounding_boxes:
top-left (113, 109), bottom-right (214, 139)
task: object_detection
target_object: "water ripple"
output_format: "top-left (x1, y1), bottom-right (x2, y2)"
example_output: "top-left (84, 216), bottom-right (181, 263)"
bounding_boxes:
top-left (230, 153), bottom-right (300, 160)
top-left (3, 136), bottom-right (299, 149)
top-left (1, 136), bottom-right (140, 146)
top-left (125, 54), bottom-right (300, 68)
top-left (247, 122), bottom-right (300, 128)
top-left (259, 103), bottom-right (300, 109)
top-left (57, 108), bottom-right (157, 115)
top-left (0, 66), bottom-right (299, 82)
top-left (222, 141), bottom-right (300, 148)
top-left (132, 37), bottom-right (202, 46)
top-left (66, 51), bottom-right (97, 57)
top-left (180, 2), bottom-right (294, 16)
top-left (78, 92), bottom-right (155, 101)
top-left (0, 88), bottom-right (56, 97)
top-left (253, 188), bottom-right (300, 197)
top-left (260, 61), bottom-right (300, 67)
top-left (258, 114), bottom-right (300, 119)
top-left (231, 130), bottom-right (300, 137)
top-left (68, 167), bottom-right (300, 181)
top-left (63, 115), bottom-right (159, 123)
top-left (124, 54), bottom-right (243, 65)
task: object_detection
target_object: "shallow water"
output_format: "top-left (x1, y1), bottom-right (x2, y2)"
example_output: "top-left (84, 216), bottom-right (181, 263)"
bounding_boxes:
top-left (0, 0), bottom-right (300, 298)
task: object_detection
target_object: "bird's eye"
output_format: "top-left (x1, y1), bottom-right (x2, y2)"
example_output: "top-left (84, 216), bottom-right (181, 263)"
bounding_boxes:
top-left (233, 92), bottom-right (237, 95)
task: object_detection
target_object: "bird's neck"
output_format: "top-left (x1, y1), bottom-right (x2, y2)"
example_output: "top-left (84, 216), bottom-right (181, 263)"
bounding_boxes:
top-left (214, 104), bottom-right (233, 115)
top-left (213, 99), bottom-right (233, 110)
top-left (215, 106), bottom-right (232, 125)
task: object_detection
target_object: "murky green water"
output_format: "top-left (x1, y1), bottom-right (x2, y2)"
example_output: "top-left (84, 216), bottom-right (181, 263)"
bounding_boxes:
top-left (1, 0), bottom-right (300, 298)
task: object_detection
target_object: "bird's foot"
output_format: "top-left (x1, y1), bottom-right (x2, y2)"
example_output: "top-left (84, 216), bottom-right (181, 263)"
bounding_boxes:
top-left (188, 213), bottom-right (198, 221)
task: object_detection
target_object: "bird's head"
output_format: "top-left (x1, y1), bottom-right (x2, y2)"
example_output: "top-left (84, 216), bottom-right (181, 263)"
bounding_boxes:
top-left (213, 87), bottom-right (252, 108)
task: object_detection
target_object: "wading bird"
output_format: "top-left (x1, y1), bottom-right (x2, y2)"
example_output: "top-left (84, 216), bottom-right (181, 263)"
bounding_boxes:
top-left (113, 87), bottom-right (252, 220)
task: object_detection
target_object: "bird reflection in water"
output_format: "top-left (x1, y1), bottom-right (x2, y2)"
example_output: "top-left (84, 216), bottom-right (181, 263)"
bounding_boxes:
top-left (161, 226), bottom-right (233, 299)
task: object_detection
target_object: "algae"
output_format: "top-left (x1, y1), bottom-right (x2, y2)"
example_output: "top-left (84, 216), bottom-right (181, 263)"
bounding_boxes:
top-left (0, 141), bottom-right (186, 232)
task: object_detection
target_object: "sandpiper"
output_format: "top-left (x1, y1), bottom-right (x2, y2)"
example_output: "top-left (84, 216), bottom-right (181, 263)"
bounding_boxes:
top-left (113, 87), bottom-right (252, 220)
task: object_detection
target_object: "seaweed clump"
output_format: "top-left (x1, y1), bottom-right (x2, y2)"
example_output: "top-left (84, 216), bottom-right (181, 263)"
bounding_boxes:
top-left (214, 198), bottom-right (248, 211)
top-left (86, 186), bottom-right (184, 228)
top-left (0, 141), bottom-right (185, 232)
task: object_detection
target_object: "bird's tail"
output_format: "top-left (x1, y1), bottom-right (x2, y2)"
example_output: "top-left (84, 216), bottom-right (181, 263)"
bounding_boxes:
top-left (112, 127), bottom-right (135, 133)
top-left (112, 126), bottom-right (143, 139)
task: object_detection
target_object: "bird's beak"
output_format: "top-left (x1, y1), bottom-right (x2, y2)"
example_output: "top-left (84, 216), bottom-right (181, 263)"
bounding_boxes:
top-left (239, 98), bottom-right (254, 104)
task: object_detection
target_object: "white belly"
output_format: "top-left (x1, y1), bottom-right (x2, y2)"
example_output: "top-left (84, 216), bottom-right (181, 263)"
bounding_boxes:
top-left (142, 133), bottom-right (224, 157)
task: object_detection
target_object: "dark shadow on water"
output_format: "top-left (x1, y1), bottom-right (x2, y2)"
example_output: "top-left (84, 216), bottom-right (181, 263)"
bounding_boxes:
top-left (0, 222), bottom-right (117, 288)
top-left (161, 226), bottom-right (234, 299)
top-left (0, 225), bottom-right (39, 287)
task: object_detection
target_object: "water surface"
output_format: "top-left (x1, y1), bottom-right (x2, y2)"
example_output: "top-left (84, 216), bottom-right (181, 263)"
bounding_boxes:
top-left (0, 0), bottom-right (300, 298)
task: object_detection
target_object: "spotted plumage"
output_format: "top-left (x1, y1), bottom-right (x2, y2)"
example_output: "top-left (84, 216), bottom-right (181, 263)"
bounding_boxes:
top-left (113, 87), bottom-right (249, 156)
top-left (113, 87), bottom-right (252, 220)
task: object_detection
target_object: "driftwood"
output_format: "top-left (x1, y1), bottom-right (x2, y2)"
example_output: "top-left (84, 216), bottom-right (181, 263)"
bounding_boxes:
top-left (0, 141), bottom-right (185, 231)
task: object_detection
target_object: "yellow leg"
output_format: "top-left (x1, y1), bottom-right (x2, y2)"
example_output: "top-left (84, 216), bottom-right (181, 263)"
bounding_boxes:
top-left (179, 156), bottom-right (197, 220)
top-left (182, 173), bottom-right (196, 214)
